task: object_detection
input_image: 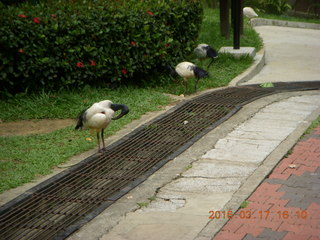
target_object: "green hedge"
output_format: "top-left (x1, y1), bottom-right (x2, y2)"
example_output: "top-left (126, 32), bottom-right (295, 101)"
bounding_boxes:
top-left (0, 0), bottom-right (203, 96)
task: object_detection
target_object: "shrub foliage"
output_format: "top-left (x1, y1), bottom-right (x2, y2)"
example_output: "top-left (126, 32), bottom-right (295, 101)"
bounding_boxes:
top-left (0, 0), bottom-right (203, 95)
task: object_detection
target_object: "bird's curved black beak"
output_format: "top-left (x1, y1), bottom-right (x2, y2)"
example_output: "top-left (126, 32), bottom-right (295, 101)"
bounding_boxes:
top-left (111, 104), bottom-right (129, 120)
top-left (167, 65), bottom-right (178, 77)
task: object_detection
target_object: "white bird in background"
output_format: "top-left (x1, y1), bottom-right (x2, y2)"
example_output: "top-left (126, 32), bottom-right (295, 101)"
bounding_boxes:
top-left (168, 61), bottom-right (209, 93)
top-left (75, 100), bottom-right (129, 153)
top-left (243, 7), bottom-right (258, 21)
top-left (194, 43), bottom-right (218, 69)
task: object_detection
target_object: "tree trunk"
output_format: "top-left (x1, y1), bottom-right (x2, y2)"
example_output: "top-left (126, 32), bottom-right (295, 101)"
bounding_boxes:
top-left (240, 0), bottom-right (244, 35)
top-left (220, 0), bottom-right (230, 39)
top-left (232, 0), bottom-right (240, 49)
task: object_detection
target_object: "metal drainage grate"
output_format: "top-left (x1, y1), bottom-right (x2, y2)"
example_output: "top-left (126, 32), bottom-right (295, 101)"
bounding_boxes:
top-left (0, 81), bottom-right (319, 240)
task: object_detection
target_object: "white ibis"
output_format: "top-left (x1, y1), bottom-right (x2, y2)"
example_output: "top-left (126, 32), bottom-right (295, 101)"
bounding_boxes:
top-left (168, 61), bottom-right (209, 93)
top-left (243, 7), bottom-right (258, 21)
top-left (194, 43), bottom-right (218, 68)
top-left (75, 100), bottom-right (129, 152)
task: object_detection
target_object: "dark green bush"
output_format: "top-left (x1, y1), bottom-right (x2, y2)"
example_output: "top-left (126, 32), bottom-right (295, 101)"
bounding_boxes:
top-left (0, 0), bottom-right (203, 96)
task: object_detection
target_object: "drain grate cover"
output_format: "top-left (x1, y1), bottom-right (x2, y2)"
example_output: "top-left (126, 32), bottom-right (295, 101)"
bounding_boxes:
top-left (1, 81), bottom-right (319, 239)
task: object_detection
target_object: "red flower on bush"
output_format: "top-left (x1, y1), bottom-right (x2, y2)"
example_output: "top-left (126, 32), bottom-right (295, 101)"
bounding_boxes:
top-left (18, 14), bottom-right (27, 18)
top-left (147, 11), bottom-right (153, 16)
top-left (18, 48), bottom-right (25, 53)
top-left (90, 60), bottom-right (96, 66)
top-left (121, 69), bottom-right (127, 75)
top-left (164, 43), bottom-right (169, 48)
top-left (33, 17), bottom-right (41, 24)
top-left (130, 41), bottom-right (136, 46)
top-left (51, 14), bottom-right (57, 19)
top-left (76, 62), bottom-right (84, 68)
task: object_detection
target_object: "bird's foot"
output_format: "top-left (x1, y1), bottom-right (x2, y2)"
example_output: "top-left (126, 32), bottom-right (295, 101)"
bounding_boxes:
top-left (98, 148), bottom-right (106, 153)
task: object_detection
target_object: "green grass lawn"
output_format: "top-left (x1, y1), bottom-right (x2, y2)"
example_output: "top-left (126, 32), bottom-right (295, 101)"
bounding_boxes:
top-left (153, 8), bottom-right (263, 94)
top-left (0, 107), bottom-right (168, 190)
top-left (0, 8), bottom-right (263, 193)
top-left (0, 88), bottom-right (170, 192)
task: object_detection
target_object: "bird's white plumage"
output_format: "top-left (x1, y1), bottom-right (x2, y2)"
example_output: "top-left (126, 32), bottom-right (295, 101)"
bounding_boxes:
top-left (193, 43), bottom-right (218, 69)
top-left (76, 99), bottom-right (129, 152)
top-left (83, 100), bottom-right (114, 132)
top-left (243, 7), bottom-right (258, 19)
top-left (197, 43), bottom-right (208, 48)
top-left (172, 61), bottom-right (208, 93)
top-left (194, 44), bottom-right (209, 59)
top-left (175, 62), bottom-right (196, 79)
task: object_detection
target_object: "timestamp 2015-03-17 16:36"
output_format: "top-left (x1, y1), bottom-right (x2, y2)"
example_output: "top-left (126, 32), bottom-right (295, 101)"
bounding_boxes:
top-left (208, 210), bottom-right (308, 220)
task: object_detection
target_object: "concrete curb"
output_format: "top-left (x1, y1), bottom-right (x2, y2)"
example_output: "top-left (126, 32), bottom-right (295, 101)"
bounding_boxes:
top-left (251, 18), bottom-right (320, 30)
top-left (195, 19), bottom-right (320, 240)
top-left (67, 19), bottom-right (320, 240)
top-left (228, 48), bottom-right (266, 87)
top-left (228, 18), bottom-right (320, 87)
top-left (195, 98), bottom-right (320, 240)
top-left (67, 90), bottom-right (320, 240)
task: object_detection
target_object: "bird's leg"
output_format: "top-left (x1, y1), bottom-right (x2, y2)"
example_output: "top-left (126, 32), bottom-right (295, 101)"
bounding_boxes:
top-left (180, 79), bottom-right (184, 92)
top-left (180, 79), bottom-right (186, 95)
top-left (101, 129), bottom-right (106, 151)
top-left (97, 132), bottom-right (101, 153)
top-left (207, 58), bottom-right (214, 69)
top-left (184, 78), bottom-right (188, 94)
top-left (194, 77), bottom-right (200, 92)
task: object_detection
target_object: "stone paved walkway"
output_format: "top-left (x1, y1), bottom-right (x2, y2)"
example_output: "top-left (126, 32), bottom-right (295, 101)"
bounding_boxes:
top-left (67, 21), bottom-right (320, 240)
top-left (213, 126), bottom-right (320, 240)
top-left (244, 25), bottom-right (320, 85)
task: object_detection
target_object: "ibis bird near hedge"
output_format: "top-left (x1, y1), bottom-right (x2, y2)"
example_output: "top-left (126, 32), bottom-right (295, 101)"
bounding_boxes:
top-left (194, 44), bottom-right (218, 69)
top-left (243, 7), bottom-right (258, 20)
top-left (75, 100), bottom-right (129, 153)
top-left (168, 61), bottom-right (209, 93)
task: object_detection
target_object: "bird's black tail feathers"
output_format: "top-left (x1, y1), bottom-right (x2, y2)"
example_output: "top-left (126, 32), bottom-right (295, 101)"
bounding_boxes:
top-left (75, 109), bottom-right (87, 130)
top-left (194, 66), bottom-right (209, 79)
top-left (206, 47), bottom-right (218, 58)
top-left (207, 46), bottom-right (218, 69)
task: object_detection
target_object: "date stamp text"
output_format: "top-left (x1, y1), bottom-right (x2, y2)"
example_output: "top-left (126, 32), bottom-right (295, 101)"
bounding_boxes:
top-left (208, 210), bottom-right (308, 220)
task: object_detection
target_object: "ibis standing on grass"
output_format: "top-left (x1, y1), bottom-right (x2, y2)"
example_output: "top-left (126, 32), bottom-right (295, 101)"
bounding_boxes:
top-left (194, 44), bottom-right (218, 69)
top-left (75, 100), bottom-right (129, 153)
top-left (168, 61), bottom-right (209, 93)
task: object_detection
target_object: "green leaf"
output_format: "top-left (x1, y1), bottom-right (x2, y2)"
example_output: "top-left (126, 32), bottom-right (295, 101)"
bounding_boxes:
top-left (240, 201), bottom-right (249, 208)
top-left (83, 46), bottom-right (95, 52)
top-left (53, 24), bottom-right (58, 31)
top-left (39, 57), bottom-right (50, 63)
top-left (260, 82), bottom-right (274, 88)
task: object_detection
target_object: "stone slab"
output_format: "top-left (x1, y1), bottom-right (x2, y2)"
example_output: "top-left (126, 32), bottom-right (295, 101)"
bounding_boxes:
top-left (202, 148), bottom-right (271, 163)
top-left (160, 177), bottom-right (242, 193)
top-left (100, 212), bottom-right (210, 240)
top-left (182, 161), bottom-right (257, 178)
top-left (219, 47), bottom-right (256, 58)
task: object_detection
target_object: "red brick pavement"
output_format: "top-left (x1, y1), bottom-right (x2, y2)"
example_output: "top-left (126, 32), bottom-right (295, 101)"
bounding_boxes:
top-left (213, 126), bottom-right (320, 240)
